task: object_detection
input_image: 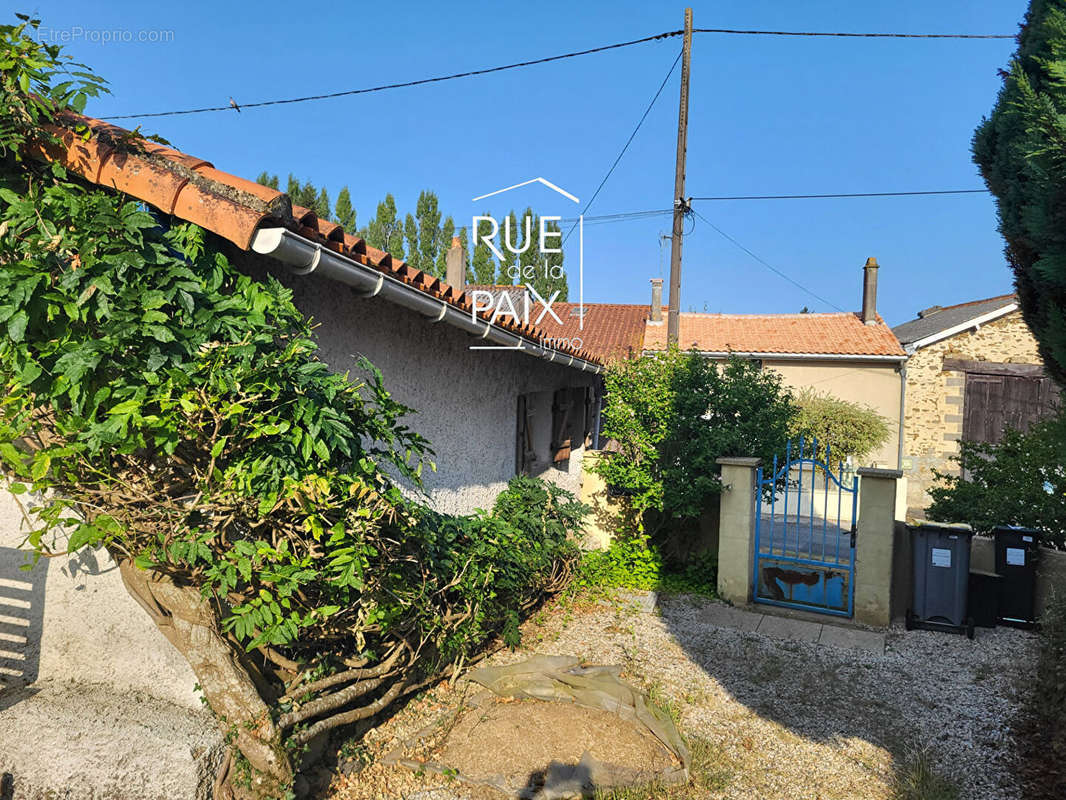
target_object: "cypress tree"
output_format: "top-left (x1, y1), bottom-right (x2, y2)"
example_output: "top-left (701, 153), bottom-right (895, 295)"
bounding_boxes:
top-left (974, 0), bottom-right (1066, 384)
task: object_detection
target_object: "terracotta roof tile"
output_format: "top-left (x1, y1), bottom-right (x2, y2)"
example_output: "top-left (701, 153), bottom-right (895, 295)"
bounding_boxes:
top-left (550, 303), bottom-right (648, 362)
top-left (29, 112), bottom-right (601, 365)
top-left (172, 184), bottom-right (270, 250)
top-left (98, 151), bottom-right (189, 214)
top-left (643, 311), bottom-right (904, 357)
top-left (464, 288), bottom-right (648, 362)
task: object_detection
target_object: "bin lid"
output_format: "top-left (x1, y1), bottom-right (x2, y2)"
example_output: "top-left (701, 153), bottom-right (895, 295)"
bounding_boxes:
top-left (910, 520), bottom-right (973, 533)
top-left (992, 525), bottom-right (1042, 536)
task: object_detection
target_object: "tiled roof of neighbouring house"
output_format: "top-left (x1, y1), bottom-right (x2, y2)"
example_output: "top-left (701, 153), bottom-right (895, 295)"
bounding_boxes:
top-left (642, 311), bottom-right (906, 357)
top-left (548, 303), bottom-right (648, 362)
top-left (892, 293), bottom-right (1017, 347)
top-left (463, 286), bottom-right (648, 363)
top-left (27, 112), bottom-right (600, 365)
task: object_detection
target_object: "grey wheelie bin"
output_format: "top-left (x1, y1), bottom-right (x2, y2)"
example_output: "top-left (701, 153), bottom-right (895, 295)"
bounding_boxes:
top-left (993, 526), bottom-right (1041, 629)
top-left (905, 521), bottom-right (975, 639)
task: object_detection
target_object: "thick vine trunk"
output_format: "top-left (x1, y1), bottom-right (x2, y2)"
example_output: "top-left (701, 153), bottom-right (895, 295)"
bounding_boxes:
top-left (118, 559), bottom-right (293, 797)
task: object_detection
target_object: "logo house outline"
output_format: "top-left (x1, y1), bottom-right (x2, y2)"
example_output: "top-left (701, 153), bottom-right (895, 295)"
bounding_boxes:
top-left (468, 178), bottom-right (584, 350)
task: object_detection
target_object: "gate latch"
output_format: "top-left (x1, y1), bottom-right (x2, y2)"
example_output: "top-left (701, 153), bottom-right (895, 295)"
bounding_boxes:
top-left (849, 526), bottom-right (857, 548)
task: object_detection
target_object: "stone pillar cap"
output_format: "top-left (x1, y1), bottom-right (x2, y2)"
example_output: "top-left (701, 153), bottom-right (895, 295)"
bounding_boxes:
top-left (857, 467), bottom-right (903, 479)
top-left (716, 456), bottom-right (761, 467)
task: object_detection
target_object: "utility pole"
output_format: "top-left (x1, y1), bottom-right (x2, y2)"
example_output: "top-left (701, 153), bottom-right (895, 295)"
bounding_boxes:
top-left (667, 7), bottom-right (693, 346)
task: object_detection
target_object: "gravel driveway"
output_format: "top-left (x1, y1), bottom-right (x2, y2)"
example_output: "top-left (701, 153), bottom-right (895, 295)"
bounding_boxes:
top-left (329, 592), bottom-right (1036, 800)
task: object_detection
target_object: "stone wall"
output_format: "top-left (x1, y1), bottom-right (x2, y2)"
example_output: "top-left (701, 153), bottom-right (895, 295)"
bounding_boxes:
top-left (901, 310), bottom-right (1042, 515)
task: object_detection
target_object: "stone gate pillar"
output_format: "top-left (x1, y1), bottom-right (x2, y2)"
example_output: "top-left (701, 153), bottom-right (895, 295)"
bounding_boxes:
top-left (855, 467), bottom-right (902, 627)
top-left (716, 457), bottom-right (761, 605)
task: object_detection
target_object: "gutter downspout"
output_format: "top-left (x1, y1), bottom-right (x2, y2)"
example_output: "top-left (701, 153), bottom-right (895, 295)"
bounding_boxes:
top-left (897, 362), bottom-right (907, 470)
top-left (251, 227), bottom-right (601, 374)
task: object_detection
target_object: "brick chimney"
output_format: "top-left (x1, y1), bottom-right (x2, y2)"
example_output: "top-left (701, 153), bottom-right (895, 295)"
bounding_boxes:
top-left (650, 278), bottom-right (664, 324)
top-left (445, 236), bottom-right (465, 291)
top-left (861, 257), bottom-right (879, 325)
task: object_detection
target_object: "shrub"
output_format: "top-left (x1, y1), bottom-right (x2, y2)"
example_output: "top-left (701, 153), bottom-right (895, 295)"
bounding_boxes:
top-left (0, 18), bottom-right (583, 796)
top-left (927, 409), bottom-right (1066, 547)
top-left (789, 387), bottom-right (891, 464)
top-left (1015, 591), bottom-right (1066, 797)
top-left (574, 533), bottom-right (718, 597)
top-left (595, 349), bottom-right (796, 523)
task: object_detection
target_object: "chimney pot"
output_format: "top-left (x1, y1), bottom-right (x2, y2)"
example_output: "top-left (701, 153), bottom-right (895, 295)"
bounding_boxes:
top-left (650, 278), bottom-right (664, 323)
top-left (445, 238), bottom-right (466, 292)
top-left (862, 257), bottom-right (879, 325)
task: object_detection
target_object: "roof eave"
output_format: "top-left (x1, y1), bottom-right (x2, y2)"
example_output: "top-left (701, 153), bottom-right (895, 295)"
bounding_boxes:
top-left (252, 228), bottom-right (603, 375)
top-left (903, 303), bottom-right (1019, 352)
top-left (642, 349), bottom-right (906, 363)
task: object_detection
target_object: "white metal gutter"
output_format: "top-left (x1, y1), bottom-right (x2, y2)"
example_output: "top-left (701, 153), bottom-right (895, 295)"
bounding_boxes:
top-left (251, 227), bottom-right (601, 374)
top-left (902, 303), bottom-right (1018, 354)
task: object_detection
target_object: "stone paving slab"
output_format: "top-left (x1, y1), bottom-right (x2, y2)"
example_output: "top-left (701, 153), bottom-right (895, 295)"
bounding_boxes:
top-left (608, 595), bottom-right (888, 656)
top-left (817, 624), bottom-right (885, 654)
top-left (696, 603), bottom-right (762, 631)
top-left (756, 613), bottom-right (823, 643)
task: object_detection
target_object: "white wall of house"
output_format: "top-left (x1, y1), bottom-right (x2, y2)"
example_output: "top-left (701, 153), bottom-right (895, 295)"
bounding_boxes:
top-left (765, 359), bottom-right (904, 468)
top-left (234, 249), bottom-right (598, 514)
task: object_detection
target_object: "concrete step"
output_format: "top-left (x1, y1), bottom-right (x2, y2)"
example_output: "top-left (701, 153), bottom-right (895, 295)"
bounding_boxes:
top-left (0, 679), bottom-right (224, 800)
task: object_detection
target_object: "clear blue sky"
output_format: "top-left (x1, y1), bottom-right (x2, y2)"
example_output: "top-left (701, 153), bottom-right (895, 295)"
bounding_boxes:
top-left (29, 0), bottom-right (1027, 324)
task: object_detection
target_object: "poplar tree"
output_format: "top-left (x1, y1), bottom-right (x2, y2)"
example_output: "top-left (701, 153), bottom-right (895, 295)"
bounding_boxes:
top-left (435, 215), bottom-right (456, 277)
top-left (470, 213), bottom-right (499, 284)
top-left (315, 187), bottom-right (331, 222)
top-left (362, 194), bottom-right (405, 259)
top-left (334, 187), bottom-right (356, 231)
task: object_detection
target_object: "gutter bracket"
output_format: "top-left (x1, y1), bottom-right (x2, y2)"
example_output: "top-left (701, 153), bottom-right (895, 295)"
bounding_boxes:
top-left (355, 273), bottom-right (385, 298)
top-left (290, 243), bottom-right (322, 276)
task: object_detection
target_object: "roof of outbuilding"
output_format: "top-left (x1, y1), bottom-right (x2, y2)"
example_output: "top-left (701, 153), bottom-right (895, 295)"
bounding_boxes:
top-left (892, 294), bottom-right (1017, 346)
top-left (28, 113), bottom-right (599, 365)
top-left (642, 311), bottom-right (905, 357)
top-left (463, 286), bottom-right (648, 362)
top-left (547, 303), bottom-right (648, 362)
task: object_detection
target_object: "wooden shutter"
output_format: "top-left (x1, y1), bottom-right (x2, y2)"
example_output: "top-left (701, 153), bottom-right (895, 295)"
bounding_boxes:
top-left (570, 386), bottom-right (591, 449)
top-left (551, 389), bottom-right (573, 464)
top-left (515, 394), bottom-right (535, 475)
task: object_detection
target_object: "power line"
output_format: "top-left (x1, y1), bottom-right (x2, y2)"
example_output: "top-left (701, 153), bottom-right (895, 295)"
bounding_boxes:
top-left (558, 186), bottom-right (991, 226)
top-left (695, 28), bottom-right (1013, 39)
top-left (563, 49), bottom-right (683, 244)
top-left (690, 208), bottom-right (846, 312)
top-left (559, 208), bottom-right (672, 226)
top-left (100, 25), bottom-right (1015, 121)
top-left (102, 30), bottom-right (684, 120)
top-left (693, 188), bottom-right (989, 200)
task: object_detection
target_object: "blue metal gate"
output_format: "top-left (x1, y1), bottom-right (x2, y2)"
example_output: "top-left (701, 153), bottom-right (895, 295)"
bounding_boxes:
top-left (753, 438), bottom-right (858, 617)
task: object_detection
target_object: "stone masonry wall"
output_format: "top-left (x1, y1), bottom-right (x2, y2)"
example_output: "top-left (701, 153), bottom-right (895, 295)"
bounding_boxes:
top-left (902, 310), bottom-right (1042, 514)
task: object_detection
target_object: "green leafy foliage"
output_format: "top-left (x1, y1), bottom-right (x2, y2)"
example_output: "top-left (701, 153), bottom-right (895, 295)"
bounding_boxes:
top-left (0, 17), bottom-right (584, 782)
top-left (789, 387), bottom-right (891, 464)
top-left (575, 534), bottom-right (718, 597)
top-left (927, 409), bottom-right (1066, 546)
top-left (595, 349), bottom-right (796, 522)
top-left (1015, 591), bottom-right (1066, 797)
top-left (973, 0), bottom-right (1066, 386)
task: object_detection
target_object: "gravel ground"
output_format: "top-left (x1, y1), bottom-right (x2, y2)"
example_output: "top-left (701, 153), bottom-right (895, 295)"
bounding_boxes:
top-left (327, 592), bottom-right (1036, 800)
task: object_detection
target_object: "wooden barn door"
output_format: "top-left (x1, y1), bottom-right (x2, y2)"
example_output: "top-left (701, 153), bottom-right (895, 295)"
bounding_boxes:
top-left (963, 371), bottom-right (1059, 445)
